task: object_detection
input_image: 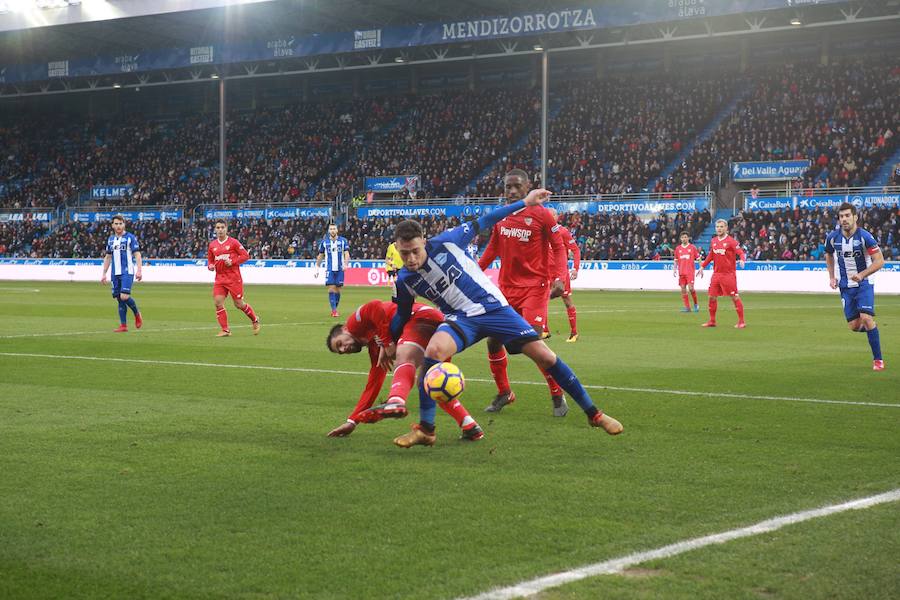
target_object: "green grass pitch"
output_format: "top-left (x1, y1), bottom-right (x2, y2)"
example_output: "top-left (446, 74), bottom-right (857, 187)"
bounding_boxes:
top-left (1, 282), bottom-right (898, 599)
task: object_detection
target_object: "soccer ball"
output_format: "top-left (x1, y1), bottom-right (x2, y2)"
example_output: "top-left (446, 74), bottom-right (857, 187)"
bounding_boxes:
top-left (424, 362), bottom-right (465, 403)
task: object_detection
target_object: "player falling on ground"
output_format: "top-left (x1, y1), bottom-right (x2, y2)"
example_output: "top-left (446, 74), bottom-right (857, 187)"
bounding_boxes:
top-left (315, 223), bottom-right (350, 317)
top-left (697, 219), bottom-right (746, 329)
top-left (389, 187), bottom-right (623, 448)
top-left (824, 202), bottom-right (886, 370)
top-left (207, 219), bottom-right (260, 337)
top-left (385, 241), bottom-right (403, 281)
top-left (546, 207), bottom-right (581, 342)
top-left (100, 215), bottom-right (143, 332)
top-left (325, 300), bottom-right (483, 440)
top-left (477, 170), bottom-right (570, 417)
top-left (673, 231), bottom-right (701, 313)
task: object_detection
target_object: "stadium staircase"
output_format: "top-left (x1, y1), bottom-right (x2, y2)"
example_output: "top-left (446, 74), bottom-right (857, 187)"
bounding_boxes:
top-left (457, 95), bottom-right (564, 195)
top-left (868, 145), bottom-right (900, 187)
top-left (644, 82), bottom-right (754, 192)
top-left (695, 221), bottom-right (719, 249)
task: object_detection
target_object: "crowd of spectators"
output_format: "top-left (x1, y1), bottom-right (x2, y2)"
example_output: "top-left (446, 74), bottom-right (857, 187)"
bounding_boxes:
top-left (672, 60), bottom-right (899, 192)
top-left (728, 206), bottom-right (900, 261)
top-left (471, 75), bottom-right (740, 197)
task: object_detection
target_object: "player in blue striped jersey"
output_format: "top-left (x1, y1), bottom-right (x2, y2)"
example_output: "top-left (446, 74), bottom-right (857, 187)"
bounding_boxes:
top-left (100, 215), bottom-right (143, 332)
top-left (824, 202), bottom-right (885, 370)
top-left (315, 224), bottom-right (350, 318)
top-left (385, 188), bottom-right (623, 447)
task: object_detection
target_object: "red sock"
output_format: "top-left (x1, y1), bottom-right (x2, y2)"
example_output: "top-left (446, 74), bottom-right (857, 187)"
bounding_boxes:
top-left (488, 350), bottom-right (511, 395)
top-left (708, 298), bottom-right (718, 323)
top-left (241, 303), bottom-right (257, 322)
top-left (734, 297), bottom-right (745, 323)
top-left (690, 289), bottom-right (698, 305)
top-left (216, 307), bottom-right (229, 331)
top-left (681, 293), bottom-right (690, 309)
top-left (387, 362), bottom-right (416, 402)
top-left (440, 399), bottom-right (477, 430)
top-left (567, 305), bottom-right (577, 334)
top-left (539, 366), bottom-right (564, 396)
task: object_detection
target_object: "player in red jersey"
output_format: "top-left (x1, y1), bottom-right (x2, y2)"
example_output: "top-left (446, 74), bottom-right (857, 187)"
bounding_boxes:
top-left (207, 219), bottom-right (260, 337)
top-left (325, 300), bottom-right (483, 440)
top-left (673, 231), bottom-right (701, 313)
top-left (545, 208), bottom-right (581, 342)
top-left (477, 169), bottom-right (570, 416)
top-left (697, 219), bottom-right (747, 328)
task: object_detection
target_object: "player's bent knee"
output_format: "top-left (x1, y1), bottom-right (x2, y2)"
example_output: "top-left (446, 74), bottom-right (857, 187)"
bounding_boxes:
top-left (424, 332), bottom-right (457, 362)
top-left (522, 340), bottom-right (556, 369)
top-left (119, 293), bottom-right (130, 301)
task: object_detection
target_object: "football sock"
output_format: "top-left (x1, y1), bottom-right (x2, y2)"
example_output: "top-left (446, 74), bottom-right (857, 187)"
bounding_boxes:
top-left (334, 292), bottom-right (341, 310)
top-left (567, 305), bottom-right (577, 334)
top-left (240, 303), bottom-right (257, 322)
top-left (124, 297), bottom-right (139, 314)
top-left (539, 366), bottom-right (564, 397)
top-left (488, 349), bottom-right (511, 395)
top-left (681, 293), bottom-right (690, 309)
top-left (439, 399), bottom-right (477, 430)
top-left (388, 362), bottom-right (416, 402)
top-left (216, 307), bottom-right (229, 331)
top-left (418, 357), bottom-right (439, 426)
top-left (328, 292), bottom-right (336, 311)
top-left (733, 297), bottom-right (745, 322)
top-left (117, 300), bottom-right (128, 324)
top-left (708, 297), bottom-right (718, 322)
top-left (690, 289), bottom-right (698, 305)
top-left (867, 327), bottom-right (882, 360)
top-left (546, 357), bottom-right (598, 417)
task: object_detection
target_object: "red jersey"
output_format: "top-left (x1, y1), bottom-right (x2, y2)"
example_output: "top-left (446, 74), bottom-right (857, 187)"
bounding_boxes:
top-left (558, 225), bottom-right (581, 273)
top-left (207, 236), bottom-right (250, 281)
top-left (674, 243), bottom-right (700, 275)
top-left (478, 205), bottom-right (567, 290)
top-left (345, 300), bottom-right (443, 422)
top-left (702, 236), bottom-right (746, 275)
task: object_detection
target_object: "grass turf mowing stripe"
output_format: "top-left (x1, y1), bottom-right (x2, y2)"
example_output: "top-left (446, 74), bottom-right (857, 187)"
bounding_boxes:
top-left (0, 321), bottom-right (323, 339)
top-left (459, 488), bottom-right (900, 600)
top-left (2, 351), bottom-right (898, 409)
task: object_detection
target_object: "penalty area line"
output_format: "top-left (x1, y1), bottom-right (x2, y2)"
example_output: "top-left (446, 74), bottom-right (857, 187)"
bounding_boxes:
top-left (0, 352), bottom-right (897, 410)
top-left (458, 488), bottom-right (900, 600)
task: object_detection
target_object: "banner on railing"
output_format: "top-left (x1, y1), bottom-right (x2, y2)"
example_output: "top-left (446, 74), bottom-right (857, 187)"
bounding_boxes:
top-left (364, 176), bottom-right (420, 193)
top-left (202, 207), bottom-right (331, 220)
top-left (731, 160), bottom-right (811, 181)
top-left (746, 193), bottom-right (900, 212)
top-left (0, 211), bottom-right (53, 222)
top-left (90, 185), bottom-right (134, 200)
top-left (70, 210), bottom-right (182, 223)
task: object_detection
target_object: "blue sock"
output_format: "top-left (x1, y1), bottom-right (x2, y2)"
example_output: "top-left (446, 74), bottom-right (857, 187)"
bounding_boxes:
top-left (125, 297), bottom-right (138, 314)
top-left (547, 357), bottom-right (598, 417)
top-left (867, 327), bottom-right (882, 360)
top-left (117, 300), bottom-right (128, 324)
top-left (328, 292), bottom-right (336, 310)
top-left (418, 357), bottom-right (439, 427)
top-left (334, 292), bottom-right (341, 310)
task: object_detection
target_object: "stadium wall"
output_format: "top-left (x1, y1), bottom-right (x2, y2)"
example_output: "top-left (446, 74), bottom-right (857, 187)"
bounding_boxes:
top-left (2, 259), bottom-right (899, 294)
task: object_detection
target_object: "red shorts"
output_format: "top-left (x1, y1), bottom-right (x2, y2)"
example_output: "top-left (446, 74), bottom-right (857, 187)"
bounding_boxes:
top-left (397, 306), bottom-right (443, 351)
top-left (503, 286), bottom-right (549, 330)
top-left (213, 279), bottom-right (244, 299)
top-left (678, 273), bottom-right (695, 287)
top-left (708, 273), bottom-right (738, 297)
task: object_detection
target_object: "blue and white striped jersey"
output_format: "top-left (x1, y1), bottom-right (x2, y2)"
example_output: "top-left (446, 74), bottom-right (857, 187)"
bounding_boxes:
top-left (105, 232), bottom-right (140, 276)
top-left (318, 236), bottom-right (349, 272)
top-left (824, 227), bottom-right (879, 289)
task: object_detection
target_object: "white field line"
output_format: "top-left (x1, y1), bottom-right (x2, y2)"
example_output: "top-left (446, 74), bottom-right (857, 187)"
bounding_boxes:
top-left (548, 304), bottom-right (837, 315)
top-left (0, 287), bottom-right (41, 292)
top-left (0, 352), bottom-right (897, 409)
top-left (459, 488), bottom-right (900, 600)
top-left (0, 321), bottom-right (323, 339)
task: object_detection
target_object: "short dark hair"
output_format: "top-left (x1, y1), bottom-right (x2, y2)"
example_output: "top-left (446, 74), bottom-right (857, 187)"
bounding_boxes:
top-left (395, 220), bottom-right (424, 242)
top-left (680, 231), bottom-right (689, 238)
top-left (325, 323), bottom-right (343, 353)
top-left (838, 202), bottom-right (858, 216)
top-left (214, 219), bottom-right (227, 227)
top-left (111, 215), bottom-right (125, 224)
top-left (505, 168), bottom-right (529, 182)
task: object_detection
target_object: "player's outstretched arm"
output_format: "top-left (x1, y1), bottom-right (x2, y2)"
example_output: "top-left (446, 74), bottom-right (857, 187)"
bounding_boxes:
top-left (389, 276), bottom-right (415, 342)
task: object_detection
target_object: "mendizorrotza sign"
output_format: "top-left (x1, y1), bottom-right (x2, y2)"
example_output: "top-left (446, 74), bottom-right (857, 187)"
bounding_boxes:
top-left (732, 161), bottom-right (810, 181)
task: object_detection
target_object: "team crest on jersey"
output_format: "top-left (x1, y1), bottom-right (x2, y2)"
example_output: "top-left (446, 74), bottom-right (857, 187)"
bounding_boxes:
top-left (434, 252), bottom-right (448, 266)
top-left (524, 217), bottom-right (533, 225)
